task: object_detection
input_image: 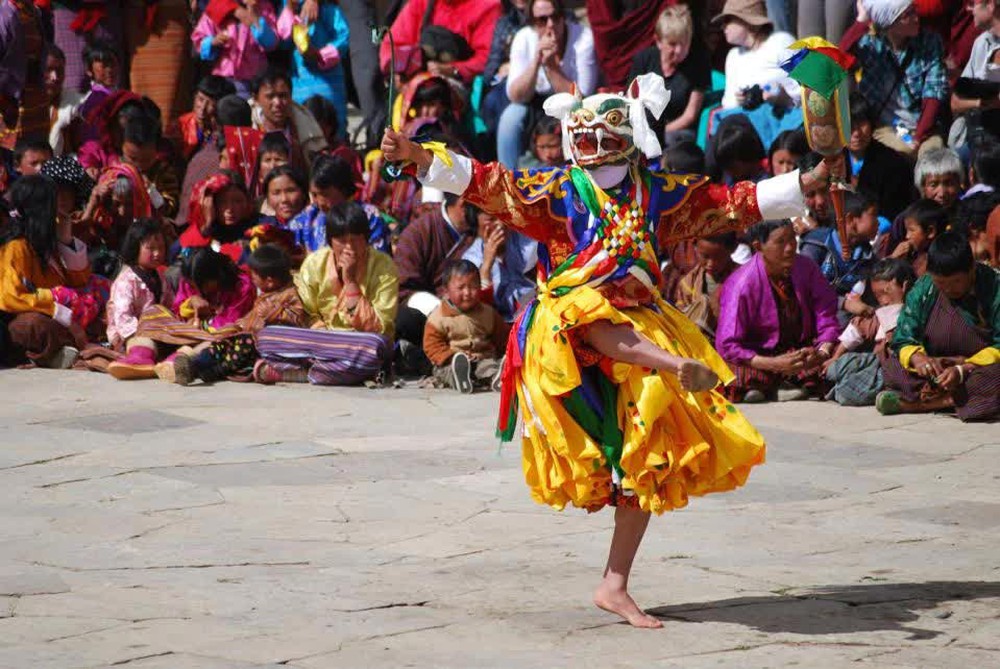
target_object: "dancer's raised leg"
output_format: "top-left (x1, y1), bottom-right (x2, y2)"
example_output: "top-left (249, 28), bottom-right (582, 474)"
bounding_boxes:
top-left (584, 320), bottom-right (718, 392)
top-left (593, 505), bottom-right (662, 628)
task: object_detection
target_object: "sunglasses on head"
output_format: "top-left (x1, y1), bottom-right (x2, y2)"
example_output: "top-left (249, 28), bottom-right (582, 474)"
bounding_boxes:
top-left (532, 13), bottom-right (561, 27)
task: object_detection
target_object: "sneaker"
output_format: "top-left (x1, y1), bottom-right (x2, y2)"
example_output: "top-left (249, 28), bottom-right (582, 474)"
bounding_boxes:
top-left (451, 352), bottom-right (473, 394)
top-left (740, 389), bottom-right (767, 404)
top-left (777, 385), bottom-right (810, 402)
top-left (173, 354), bottom-right (193, 386)
top-left (45, 346), bottom-right (79, 370)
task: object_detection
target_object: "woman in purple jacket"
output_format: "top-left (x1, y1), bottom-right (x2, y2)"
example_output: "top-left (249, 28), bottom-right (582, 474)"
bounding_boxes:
top-left (716, 220), bottom-right (841, 403)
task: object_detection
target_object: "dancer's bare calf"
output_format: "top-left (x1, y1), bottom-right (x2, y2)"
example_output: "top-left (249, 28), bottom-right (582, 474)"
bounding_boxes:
top-left (584, 320), bottom-right (718, 392)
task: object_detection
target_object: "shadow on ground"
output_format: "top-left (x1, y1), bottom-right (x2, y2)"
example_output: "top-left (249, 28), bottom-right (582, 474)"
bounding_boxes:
top-left (647, 581), bottom-right (1000, 639)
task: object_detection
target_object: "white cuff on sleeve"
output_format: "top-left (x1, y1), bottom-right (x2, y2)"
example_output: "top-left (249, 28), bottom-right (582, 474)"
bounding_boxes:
top-left (756, 170), bottom-right (806, 221)
top-left (420, 152), bottom-right (472, 195)
top-left (53, 303), bottom-right (73, 328)
top-left (59, 238), bottom-right (89, 271)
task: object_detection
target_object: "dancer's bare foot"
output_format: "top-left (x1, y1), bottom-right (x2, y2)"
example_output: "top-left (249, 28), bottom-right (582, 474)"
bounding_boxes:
top-left (593, 583), bottom-right (663, 628)
top-left (677, 359), bottom-right (718, 392)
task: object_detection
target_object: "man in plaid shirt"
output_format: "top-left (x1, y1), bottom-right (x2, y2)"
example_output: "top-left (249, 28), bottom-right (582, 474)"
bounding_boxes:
top-left (841, 0), bottom-right (948, 157)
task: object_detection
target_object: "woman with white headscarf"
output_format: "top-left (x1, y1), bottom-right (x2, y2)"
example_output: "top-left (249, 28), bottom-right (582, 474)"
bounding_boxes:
top-left (840, 0), bottom-right (949, 156)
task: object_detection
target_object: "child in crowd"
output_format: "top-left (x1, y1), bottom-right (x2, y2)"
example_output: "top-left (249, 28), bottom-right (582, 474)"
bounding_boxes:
top-left (768, 129), bottom-right (808, 176)
top-left (517, 116), bottom-right (564, 169)
top-left (423, 260), bottom-right (508, 393)
top-left (179, 172), bottom-right (256, 265)
top-left (277, 0), bottom-right (350, 129)
top-left (800, 191), bottom-right (880, 297)
top-left (176, 75), bottom-right (237, 159)
top-left (108, 248), bottom-right (255, 380)
top-left (952, 192), bottom-right (1000, 266)
top-left (13, 139), bottom-right (53, 177)
top-left (254, 131), bottom-right (292, 202)
top-left (118, 114), bottom-right (180, 219)
top-left (289, 153), bottom-right (391, 254)
top-left (105, 218), bottom-right (173, 351)
top-left (77, 40), bottom-right (122, 122)
top-left (708, 115), bottom-right (768, 185)
top-left (890, 199), bottom-right (949, 277)
top-left (672, 232), bottom-right (740, 338)
top-left (171, 244), bottom-right (309, 385)
top-left (192, 0), bottom-right (279, 97)
top-left (248, 165), bottom-right (307, 262)
top-left (824, 258), bottom-right (916, 406)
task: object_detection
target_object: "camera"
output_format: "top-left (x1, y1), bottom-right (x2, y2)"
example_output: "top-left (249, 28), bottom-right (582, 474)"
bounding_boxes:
top-left (740, 85), bottom-right (765, 111)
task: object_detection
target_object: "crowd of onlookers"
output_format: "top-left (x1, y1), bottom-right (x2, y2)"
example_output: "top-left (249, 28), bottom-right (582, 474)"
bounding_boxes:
top-left (0, 0), bottom-right (997, 421)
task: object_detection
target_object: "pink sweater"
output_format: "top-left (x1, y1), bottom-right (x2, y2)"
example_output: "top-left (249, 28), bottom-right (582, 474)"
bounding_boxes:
top-left (192, 3), bottom-right (279, 81)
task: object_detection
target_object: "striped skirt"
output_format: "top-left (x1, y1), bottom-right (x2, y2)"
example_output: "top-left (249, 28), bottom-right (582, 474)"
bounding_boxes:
top-left (256, 325), bottom-right (390, 386)
top-left (135, 305), bottom-right (241, 346)
top-left (881, 293), bottom-right (999, 422)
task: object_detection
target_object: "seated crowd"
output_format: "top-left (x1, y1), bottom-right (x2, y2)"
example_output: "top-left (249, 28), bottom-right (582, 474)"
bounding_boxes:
top-left (0, 0), bottom-right (997, 422)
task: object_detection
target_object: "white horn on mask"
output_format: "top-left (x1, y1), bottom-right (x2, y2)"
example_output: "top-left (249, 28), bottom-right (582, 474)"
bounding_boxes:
top-left (626, 73), bottom-right (670, 160)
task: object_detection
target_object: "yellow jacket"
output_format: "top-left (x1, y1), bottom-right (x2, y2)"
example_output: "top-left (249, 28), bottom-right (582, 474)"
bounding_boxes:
top-left (0, 238), bottom-right (90, 322)
top-left (294, 247), bottom-right (399, 337)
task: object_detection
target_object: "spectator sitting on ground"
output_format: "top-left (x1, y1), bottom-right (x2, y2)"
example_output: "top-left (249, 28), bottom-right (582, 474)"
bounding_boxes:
top-left (393, 192), bottom-right (477, 373)
top-left (252, 201), bottom-right (398, 386)
top-left (841, 0), bottom-right (948, 156)
top-left (423, 259), bottom-right (508, 393)
top-left (716, 219), bottom-right (841, 404)
top-left (498, 0), bottom-right (596, 168)
top-left (878, 231), bottom-right (999, 422)
top-left (823, 257), bottom-right (916, 407)
top-left (0, 176), bottom-right (95, 369)
top-left (461, 206), bottom-right (537, 322)
top-left (800, 190), bottom-right (881, 298)
top-left (671, 232), bottom-right (740, 339)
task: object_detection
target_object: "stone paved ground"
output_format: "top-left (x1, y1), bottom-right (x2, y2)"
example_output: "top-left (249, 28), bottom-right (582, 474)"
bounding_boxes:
top-left (0, 368), bottom-right (998, 668)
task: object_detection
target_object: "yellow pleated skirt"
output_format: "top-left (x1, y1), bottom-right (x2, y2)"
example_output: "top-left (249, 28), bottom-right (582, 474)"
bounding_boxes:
top-left (515, 285), bottom-right (766, 515)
